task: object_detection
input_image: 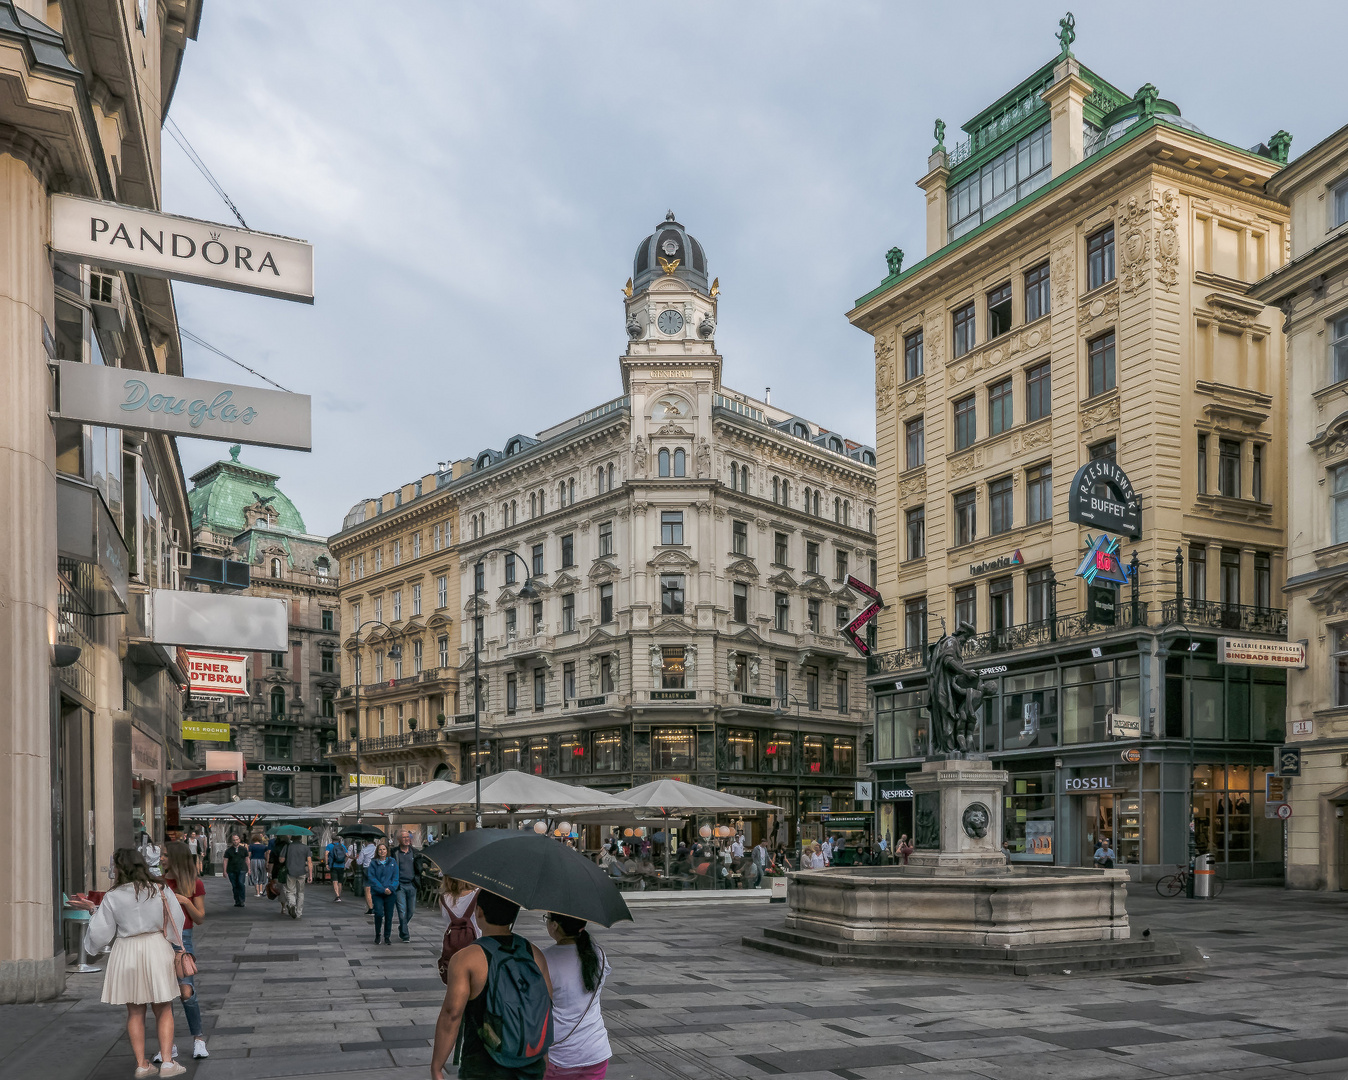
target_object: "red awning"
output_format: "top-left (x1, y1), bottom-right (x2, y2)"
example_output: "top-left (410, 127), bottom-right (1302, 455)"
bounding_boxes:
top-left (171, 770), bottom-right (239, 796)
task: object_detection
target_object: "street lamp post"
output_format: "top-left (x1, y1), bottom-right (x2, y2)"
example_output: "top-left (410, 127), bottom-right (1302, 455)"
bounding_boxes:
top-left (348, 620), bottom-right (400, 817)
top-left (470, 547), bottom-right (540, 828)
top-left (774, 693), bottom-right (805, 860)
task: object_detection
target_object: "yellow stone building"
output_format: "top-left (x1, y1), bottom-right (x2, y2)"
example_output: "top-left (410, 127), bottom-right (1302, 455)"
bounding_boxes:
top-left (851, 26), bottom-right (1294, 879)
top-left (328, 464), bottom-right (468, 787)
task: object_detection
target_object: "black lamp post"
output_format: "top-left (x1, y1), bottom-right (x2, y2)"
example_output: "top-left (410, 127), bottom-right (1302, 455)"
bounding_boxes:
top-left (773, 693), bottom-right (805, 859)
top-left (347, 620), bottom-right (400, 817)
top-left (470, 547), bottom-right (540, 828)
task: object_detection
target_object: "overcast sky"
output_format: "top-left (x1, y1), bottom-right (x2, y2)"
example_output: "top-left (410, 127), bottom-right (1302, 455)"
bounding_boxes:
top-left (163, 1), bottom-right (1344, 537)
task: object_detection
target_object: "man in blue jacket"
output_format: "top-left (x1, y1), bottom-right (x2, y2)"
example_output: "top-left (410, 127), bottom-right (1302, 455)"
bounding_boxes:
top-left (393, 830), bottom-right (424, 942)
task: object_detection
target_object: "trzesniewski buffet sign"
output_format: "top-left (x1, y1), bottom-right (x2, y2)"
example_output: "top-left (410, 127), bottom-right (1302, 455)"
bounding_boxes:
top-left (1067, 460), bottom-right (1141, 538)
top-left (50, 194), bottom-right (314, 304)
top-left (57, 362), bottom-right (311, 451)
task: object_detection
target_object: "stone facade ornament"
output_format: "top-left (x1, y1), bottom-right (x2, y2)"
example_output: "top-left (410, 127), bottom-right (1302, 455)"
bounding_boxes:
top-left (698, 314), bottom-right (715, 339)
top-left (962, 802), bottom-right (991, 838)
top-left (1117, 195), bottom-right (1150, 294)
top-left (633, 435), bottom-right (648, 474)
top-left (649, 645), bottom-right (662, 681)
top-left (1051, 238), bottom-right (1074, 307)
top-left (696, 437), bottom-right (711, 478)
top-left (875, 336), bottom-right (894, 413)
top-left (885, 247), bottom-right (904, 277)
top-left (684, 644), bottom-right (697, 682)
top-left (1155, 189), bottom-right (1180, 289)
top-left (626, 313), bottom-right (642, 340)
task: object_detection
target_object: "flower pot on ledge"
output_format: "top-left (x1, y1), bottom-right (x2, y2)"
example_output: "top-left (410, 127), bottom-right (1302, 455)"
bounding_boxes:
top-left (407, 718), bottom-right (418, 731)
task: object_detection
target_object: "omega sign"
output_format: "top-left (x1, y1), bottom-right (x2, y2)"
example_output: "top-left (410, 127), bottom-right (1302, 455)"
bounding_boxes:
top-left (50, 194), bottom-right (314, 304)
top-left (1067, 460), bottom-right (1141, 538)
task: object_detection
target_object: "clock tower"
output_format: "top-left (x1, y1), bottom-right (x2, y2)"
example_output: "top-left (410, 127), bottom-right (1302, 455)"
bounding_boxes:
top-left (622, 212), bottom-right (721, 475)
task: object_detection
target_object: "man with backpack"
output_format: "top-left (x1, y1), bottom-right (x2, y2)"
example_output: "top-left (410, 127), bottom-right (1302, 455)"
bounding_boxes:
top-left (431, 889), bottom-right (554, 1080)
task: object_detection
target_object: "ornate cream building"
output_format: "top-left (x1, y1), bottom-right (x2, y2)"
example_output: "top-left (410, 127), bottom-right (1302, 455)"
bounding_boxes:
top-left (852, 24), bottom-right (1294, 879)
top-left (1251, 122), bottom-right (1348, 891)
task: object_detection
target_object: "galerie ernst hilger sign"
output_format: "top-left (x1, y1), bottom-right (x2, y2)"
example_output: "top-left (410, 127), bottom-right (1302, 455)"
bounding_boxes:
top-left (1067, 459), bottom-right (1141, 538)
top-left (50, 194), bottom-right (314, 304)
top-left (57, 361), bottom-right (311, 451)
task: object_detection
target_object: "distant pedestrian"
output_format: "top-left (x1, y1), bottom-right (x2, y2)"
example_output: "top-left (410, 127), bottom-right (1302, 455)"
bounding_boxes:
top-left (325, 835), bottom-right (349, 902)
top-left (223, 834), bottom-right (249, 907)
top-left (393, 830), bottom-right (423, 941)
top-left (543, 912), bottom-right (611, 1080)
top-left (897, 834), bottom-right (914, 866)
top-left (247, 833), bottom-right (268, 898)
top-left (357, 839), bottom-right (377, 914)
top-left (162, 841), bottom-right (209, 1062)
top-left (69, 847), bottom-right (187, 1078)
top-left (367, 841), bottom-right (398, 945)
top-left (1094, 838), bottom-right (1116, 869)
top-left (140, 833), bottom-right (162, 876)
top-left (279, 835), bottom-right (313, 918)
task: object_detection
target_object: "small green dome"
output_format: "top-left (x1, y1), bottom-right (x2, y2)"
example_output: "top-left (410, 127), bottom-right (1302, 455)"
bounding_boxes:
top-left (188, 444), bottom-right (307, 536)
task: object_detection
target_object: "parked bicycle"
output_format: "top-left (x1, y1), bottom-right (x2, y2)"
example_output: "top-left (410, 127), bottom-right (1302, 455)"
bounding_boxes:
top-left (1155, 865), bottom-right (1225, 897)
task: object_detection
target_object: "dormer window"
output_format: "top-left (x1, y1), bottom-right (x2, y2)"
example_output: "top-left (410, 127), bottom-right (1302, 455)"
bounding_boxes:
top-left (270, 557), bottom-right (282, 578)
top-left (792, 422), bottom-right (808, 438)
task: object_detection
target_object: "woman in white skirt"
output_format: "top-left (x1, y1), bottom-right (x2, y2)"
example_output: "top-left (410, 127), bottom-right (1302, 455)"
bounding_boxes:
top-left (71, 847), bottom-right (188, 1078)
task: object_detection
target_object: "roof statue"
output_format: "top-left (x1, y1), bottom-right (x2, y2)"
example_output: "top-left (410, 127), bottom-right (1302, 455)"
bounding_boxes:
top-left (1268, 130), bottom-right (1293, 164)
top-left (1057, 11), bottom-right (1075, 59)
top-left (885, 247), bottom-right (904, 278)
top-left (932, 118), bottom-right (946, 154)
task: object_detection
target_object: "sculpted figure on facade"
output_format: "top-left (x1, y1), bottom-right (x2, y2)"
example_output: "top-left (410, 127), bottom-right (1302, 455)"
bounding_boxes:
top-left (925, 622), bottom-right (997, 755)
top-left (749, 654), bottom-right (761, 686)
top-left (588, 653), bottom-right (601, 692)
top-left (610, 650), bottom-right (620, 683)
top-left (696, 437), bottom-right (711, 478)
top-left (649, 644), bottom-right (662, 681)
top-left (684, 644), bottom-right (697, 682)
top-left (633, 435), bottom-right (648, 474)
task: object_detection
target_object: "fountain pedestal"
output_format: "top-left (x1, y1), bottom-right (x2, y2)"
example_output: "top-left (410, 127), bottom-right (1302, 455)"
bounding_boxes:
top-left (904, 756), bottom-right (1010, 875)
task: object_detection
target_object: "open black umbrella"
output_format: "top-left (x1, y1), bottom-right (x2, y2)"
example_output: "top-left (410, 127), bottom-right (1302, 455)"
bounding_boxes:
top-left (339, 824), bottom-right (385, 839)
top-left (423, 831), bottom-right (632, 927)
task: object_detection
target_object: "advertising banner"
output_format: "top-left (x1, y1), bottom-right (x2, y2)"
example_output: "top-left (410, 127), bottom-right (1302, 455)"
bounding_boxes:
top-left (1218, 637), bottom-right (1307, 669)
top-left (150, 590), bottom-right (287, 651)
top-left (184, 650), bottom-right (249, 697)
top-left (182, 721), bottom-right (232, 742)
top-left (349, 774), bottom-right (387, 787)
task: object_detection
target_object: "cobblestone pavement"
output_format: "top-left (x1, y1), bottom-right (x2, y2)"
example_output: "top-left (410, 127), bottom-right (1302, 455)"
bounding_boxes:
top-left (5, 878), bottom-right (1347, 1080)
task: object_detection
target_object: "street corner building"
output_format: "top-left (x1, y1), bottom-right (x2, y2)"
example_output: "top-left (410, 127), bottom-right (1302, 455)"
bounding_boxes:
top-left (1250, 122), bottom-right (1348, 890)
top-left (851, 23), bottom-right (1298, 881)
top-left (330, 214), bottom-right (879, 849)
top-left (0, 1), bottom-right (203, 1000)
top-left (183, 446), bottom-right (343, 807)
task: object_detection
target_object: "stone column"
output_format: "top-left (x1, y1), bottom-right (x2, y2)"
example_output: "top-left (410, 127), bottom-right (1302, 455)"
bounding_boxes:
top-left (0, 144), bottom-right (63, 1001)
top-left (915, 152), bottom-right (950, 257)
top-left (1041, 57), bottom-right (1093, 177)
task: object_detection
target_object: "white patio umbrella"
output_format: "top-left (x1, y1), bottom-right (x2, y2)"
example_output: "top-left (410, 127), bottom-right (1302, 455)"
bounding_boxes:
top-left (404, 770), bottom-right (631, 817)
top-left (180, 798), bottom-right (308, 823)
top-left (307, 785), bottom-right (405, 817)
top-left (384, 779), bottom-right (462, 810)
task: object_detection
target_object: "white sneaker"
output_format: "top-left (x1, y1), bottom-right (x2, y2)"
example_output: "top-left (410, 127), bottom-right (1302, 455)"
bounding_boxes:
top-left (193, 1038), bottom-right (209, 1059)
top-left (150, 1046), bottom-right (178, 1064)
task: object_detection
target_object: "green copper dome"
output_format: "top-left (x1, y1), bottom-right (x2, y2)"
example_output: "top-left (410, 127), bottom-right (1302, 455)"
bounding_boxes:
top-left (188, 444), bottom-right (307, 536)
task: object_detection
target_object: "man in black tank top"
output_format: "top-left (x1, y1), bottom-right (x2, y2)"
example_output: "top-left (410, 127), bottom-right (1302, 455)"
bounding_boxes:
top-left (432, 890), bottom-right (553, 1079)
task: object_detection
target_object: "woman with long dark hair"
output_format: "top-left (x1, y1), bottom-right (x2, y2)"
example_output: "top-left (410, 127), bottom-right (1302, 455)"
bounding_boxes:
top-left (161, 841), bottom-right (208, 1061)
top-left (69, 847), bottom-right (187, 1078)
top-left (541, 912), bottom-right (612, 1080)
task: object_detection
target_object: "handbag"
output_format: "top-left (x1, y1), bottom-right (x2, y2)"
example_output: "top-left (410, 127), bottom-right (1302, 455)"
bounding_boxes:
top-left (438, 893), bottom-right (479, 984)
top-left (159, 887), bottom-right (197, 980)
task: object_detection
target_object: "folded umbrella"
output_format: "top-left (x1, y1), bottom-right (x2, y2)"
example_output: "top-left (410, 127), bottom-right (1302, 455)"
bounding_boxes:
top-left (422, 831), bottom-right (632, 928)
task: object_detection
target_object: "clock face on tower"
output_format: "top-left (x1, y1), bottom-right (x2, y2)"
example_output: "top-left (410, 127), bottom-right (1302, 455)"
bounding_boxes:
top-left (657, 309), bottom-right (684, 335)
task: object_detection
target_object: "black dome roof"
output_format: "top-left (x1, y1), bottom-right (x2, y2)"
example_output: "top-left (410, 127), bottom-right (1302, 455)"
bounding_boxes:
top-left (633, 211), bottom-right (709, 296)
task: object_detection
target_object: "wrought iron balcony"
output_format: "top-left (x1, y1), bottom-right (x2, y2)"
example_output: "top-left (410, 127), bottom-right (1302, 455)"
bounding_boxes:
top-left (328, 727), bottom-right (450, 757)
top-left (1160, 599), bottom-right (1287, 636)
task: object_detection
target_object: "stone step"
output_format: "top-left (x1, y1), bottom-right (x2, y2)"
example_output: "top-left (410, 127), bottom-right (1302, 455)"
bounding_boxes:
top-left (762, 926), bottom-right (1167, 962)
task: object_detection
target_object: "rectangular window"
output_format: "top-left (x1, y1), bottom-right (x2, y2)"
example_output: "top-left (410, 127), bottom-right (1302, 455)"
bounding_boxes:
top-left (352, 602), bottom-right (360, 630)
top-left (661, 646), bottom-right (686, 689)
top-left (953, 394), bottom-right (976, 451)
top-left (374, 596), bottom-right (382, 623)
top-left (989, 575), bottom-right (1013, 631)
top-left (412, 584), bottom-right (422, 616)
top-left (438, 575), bottom-right (448, 609)
top-left (1221, 548), bottom-right (1241, 608)
top-left (320, 649), bottom-right (334, 673)
top-left (1027, 565), bottom-right (1053, 623)
top-left (905, 596), bottom-right (927, 649)
top-left (534, 667), bottom-right (546, 710)
top-left (531, 601), bottom-right (543, 635)
top-left (836, 671), bottom-right (849, 714)
top-left (1252, 444), bottom-right (1263, 502)
top-left (1197, 435), bottom-right (1208, 494)
top-left (505, 553), bottom-right (517, 585)
top-left (836, 604), bottom-right (849, 628)
top-left (413, 638), bottom-right (423, 674)
top-left (904, 329), bottom-right (924, 381)
top-left (438, 635), bottom-right (449, 668)
top-left (1026, 360), bottom-right (1050, 422)
top-left (953, 300), bottom-right (976, 358)
top-left (506, 672), bottom-right (517, 715)
top-left (989, 377), bottom-right (1013, 436)
top-left (1090, 439), bottom-right (1116, 463)
top-left (1333, 314), bottom-right (1348, 384)
top-left (835, 549), bottom-right (848, 581)
top-left (661, 574), bottom-right (685, 615)
top-left (321, 609), bottom-right (334, 631)
top-left (599, 583), bottom-right (614, 624)
top-left (531, 543), bottom-right (544, 576)
top-left (987, 281), bottom-right (1013, 339)
top-left (1189, 544), bottom-right (1207, 601)
top-left (1026, 463), bottom-right (1052, 525)
top-left (905, 416), bottom-right (925, 469)
top-left (1335, 180), bottom-right (1348, 229)
top-left (989, 476), bottom-right (1013, 534)
top-left (1254, 552), bottom-right (1271, 612)
top-left (806, 541), bottom-right (820, 575)
top-left (661, 511), bottom-right (683, 546)
top-left (732, 520), bottom-right (748, 555)
top-left (774, 531), bottom-right (789, 565)
top-left (561, 592), bottom-right (575, 632)
top-left (954, 488), bottom-right (976, 546)
top-left (1219, 439), bottom-right (1241, 498)
top-left (392, 540), bottom-right (400, 566)
top-left (434, 523), bottom-right (442, 551)
top-left (733, 654), bottom-right (748, 693)
top-left (374, 650), bottom-right (384, 681)
top-left (264, 734), bottom-right (292, 761)
top-left (774, 659), bottom-right (788, 704)
top-left (598, 521), bottom-right (613, 557)
top-left (271, 651), bottom-right (285, 668)
top-left (474, 562), bottom-right (485, 593)
top-left (906, 505), bottom-right (926, 560)
top-left (807, 598), bottom-right (821, 632)
top-left (733, 582), bottom-right (748, 623)
top-left (1337, 628), bottom-right (1348, 707)
top-left (955, 584), bottom-right (976, 629)
top-left (412, 532), bottom-right (421, 559)
top-left (561, 533), bottom-right (574, 568)
top-left (392, 590), bottom-right (402, 621)
top-left (806, 666), bottom-right (819, 710)
top-left (1087, 331), bottom-right (1116, 397)
top-left (947, 120), bottom-right (1051, 240)
top-left (505, 608), bottom-right (517, 638)
top-left (600, 654), bottom-right (614, 693)
top-left (1087, 225), bottom-right (1115, 290)
top-left (563, 661), bottom-right (575, 703)
top-left (374, 548), bottom-right (382, 571)
top-left (1024, 261), bottom-right (1051, 322)
top-left (775, 591), bottom-right (789, 631)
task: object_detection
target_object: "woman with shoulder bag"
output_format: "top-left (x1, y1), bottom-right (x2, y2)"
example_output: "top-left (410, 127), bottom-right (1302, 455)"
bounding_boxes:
top-left (435, 876), bottom-right (480, 983)
top-left (69, 848), bottom-right (187, 1078)
top-left (542, 912), bottom-right (612, 1080)
top-left (161, 841), bottom-right (208, 1062)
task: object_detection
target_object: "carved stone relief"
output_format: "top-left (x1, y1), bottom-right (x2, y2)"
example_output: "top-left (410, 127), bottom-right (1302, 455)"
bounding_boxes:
top-left (875, 335), bottom-right (894, 413)
top-left (898, 472), bottom-right (927, 507)
top-left (949, 324), bottom-right (1050, 384)
top-left (1051, 238), bottom-right (1074, 307)
top-left (1155, 188), bottom-right (1179, 289)
top-left (1078, 287), bottom-right (1119, 335)
top-left (1117, 194), bottom-right (1150, 294)
top-left (1080, 394), bottom-right (1121, 434)
top-left (1011, 422), bottom-right (1053, 454)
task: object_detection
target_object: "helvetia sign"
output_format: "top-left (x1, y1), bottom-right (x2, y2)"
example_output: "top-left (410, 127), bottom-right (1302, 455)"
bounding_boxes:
top-left (50, 194), bottom-right (314, 304)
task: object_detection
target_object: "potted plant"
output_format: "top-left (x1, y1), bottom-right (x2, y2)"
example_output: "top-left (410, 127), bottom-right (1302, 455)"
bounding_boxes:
top-left (407, 716), bottom-right (417, 731)
top-left (436, 713), bottom-right (446, 728)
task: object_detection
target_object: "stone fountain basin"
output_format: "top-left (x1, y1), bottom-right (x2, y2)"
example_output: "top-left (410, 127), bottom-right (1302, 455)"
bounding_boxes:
top-left (785, 864), bottom-right (1131, 947)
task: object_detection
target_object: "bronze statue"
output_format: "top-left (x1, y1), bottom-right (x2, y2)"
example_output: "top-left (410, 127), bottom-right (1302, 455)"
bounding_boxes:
top-left (925, 622), bottom-right (997, 755)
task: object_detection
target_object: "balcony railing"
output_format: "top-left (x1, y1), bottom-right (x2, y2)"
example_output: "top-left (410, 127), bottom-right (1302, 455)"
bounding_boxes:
top-left (331, 727), bottom-right (450, 756)
top-left (1160, 599), bottom-right (1287, 636)
top-left (337, 668), bottom-right (455, 698)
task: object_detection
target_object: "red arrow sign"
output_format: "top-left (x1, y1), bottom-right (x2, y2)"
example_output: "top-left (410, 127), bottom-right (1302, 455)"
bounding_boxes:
top-left (846, 574), bottom-right (882, 604)
top-left (843, 600), bottom-right (883, 657)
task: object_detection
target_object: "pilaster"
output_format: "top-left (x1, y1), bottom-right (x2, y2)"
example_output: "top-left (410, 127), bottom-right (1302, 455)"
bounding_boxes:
top-left (1041, 57), bottom-right (1093, 177)
top-left (916, 153), bottom-right (950, 257)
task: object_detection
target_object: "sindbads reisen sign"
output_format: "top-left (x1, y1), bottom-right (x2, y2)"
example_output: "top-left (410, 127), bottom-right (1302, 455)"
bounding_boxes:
top-left (1218, 637), bottom-right (1307, 669)
top-left (57, 361), bottom-right (311, 451)
top-left (51, 194), bottom-right (313, 303)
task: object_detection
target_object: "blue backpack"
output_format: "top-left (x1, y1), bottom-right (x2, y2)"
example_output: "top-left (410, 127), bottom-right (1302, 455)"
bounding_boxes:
top-left (476, 935), bottom-right (553, 1070)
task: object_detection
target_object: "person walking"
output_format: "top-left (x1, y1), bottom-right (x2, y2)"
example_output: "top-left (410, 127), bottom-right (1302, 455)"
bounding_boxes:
top-left (69, 847), bottom-right (187, 1079)
top-left (357, 837), bottom-right (377, 915)
top-left (162, 841), bottom-right (209, 1062)
top-left (366, 840), bottom-right (398, 945)
top-left (247, 833), bottom-right (268, 899)
top-left (222, 834), bottom-right (249, 907)
top-left (436, 877), bottom-right (480, 981)
top-left (542, 912), bottom-right (610, 1080)
top-left (897, 834), bottom-right (914, 866)
top-left (393, 829), bottom-right (421, 942)
top-left (280, 834), bottom-right (313, 919)
top-left (326, 835), bottom-right (349, 903)
top-left (430, 890), bottom-right (554, 1080)
top-left (140, 833), bottom-right (162, 877)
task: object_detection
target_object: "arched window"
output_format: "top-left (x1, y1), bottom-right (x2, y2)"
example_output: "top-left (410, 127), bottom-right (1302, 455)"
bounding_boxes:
top-left (868, 508), bottom-right (875, 533)
top-left (270, 687), bottom-right (286, 718)
top-left (829, 436), bottom-right (843, 453)
top-left (740, 465), bottom-right (749, 492)
top-left (834, 497), bottom-right (841, 522)
top-left (658, 448), bottom-right (670, 477)
top-left (530, 493), bottom-right (537, 518)
top-left (793, 422), bottom-right (808, 438)
top-left (863, 450), bottom-right (876, 466)
top-left (772, 477), bottom-right (780, 503)
top-left (270, 557), bottom-right (282, 578)
top-left (315, 557), bottom-right (329, 581)
top-left (813, 491), bottom-right (821, 516)
top-left (569, 478), bottom-right (576, 504)
top-left (607, 463), bottom-right (615, 490)
top-left (729, 461), bottom-right (738, 490)
top-left (782, 480), bottom-right (790, 505)
top-left (673, 448), bottom-right (686, 477)
top-left (803, 487), bottom-right (811, 512)
top-left (511, 500), bottom-right (517, 524)
top-left (844, 500), bottom-right (851, 527)
top-left (597, 466), bottom-right (606, 494)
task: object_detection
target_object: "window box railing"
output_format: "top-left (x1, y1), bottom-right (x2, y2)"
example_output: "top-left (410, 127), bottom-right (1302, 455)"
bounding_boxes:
top-left (1160, 599), bottom-right (1287, 636)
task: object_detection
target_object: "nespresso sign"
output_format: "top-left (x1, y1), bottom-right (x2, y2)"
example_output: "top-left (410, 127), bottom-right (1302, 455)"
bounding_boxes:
top-left (1068, 460), bottom-right (1141, 538)
top-left (51, 195), bottom-right (314, 303)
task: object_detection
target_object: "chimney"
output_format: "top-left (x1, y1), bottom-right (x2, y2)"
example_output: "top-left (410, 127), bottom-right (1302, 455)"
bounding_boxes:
top-left (765, 387), bottom-right (771, 404)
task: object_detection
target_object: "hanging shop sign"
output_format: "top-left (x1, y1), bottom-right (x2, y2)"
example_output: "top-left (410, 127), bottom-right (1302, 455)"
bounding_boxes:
top-left (878, 785), bottom-right (914, 801)
top-left (349, 773), bottom-right (387, 787)
top-left (1276, 746), bottom-right (1301, 777)
top-left (842, 575), bottom-right (884, 657)
top-left (1218, 637), bottom-right (1307, 669)
top-left (182, 720), bottom-right (232, 742)
top-left (149, 590), bottom-right (287, 652)
top-left (1075, 533), bottom-right (1132, 586)
top-left (1106, 710), bottom-right (1142, 738)
top-left (1067, 460), bottom-right (1141, 537)
top-left (183, 650), bottom-right (249, 697)
top-left (968, 550), bottom-right (1022, 577)
top-left (50, 194), bottom-right (314, 303)
top-left (56, 361), bottom-right (312, 452)
top-left (131, 728), bottom-right (163, 778)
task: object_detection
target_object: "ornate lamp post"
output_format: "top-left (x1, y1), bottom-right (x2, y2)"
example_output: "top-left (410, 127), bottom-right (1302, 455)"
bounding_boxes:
top-left (347, 620), bottom-right (399, 817)
top-left (773, 693), bottom-right (806, 858)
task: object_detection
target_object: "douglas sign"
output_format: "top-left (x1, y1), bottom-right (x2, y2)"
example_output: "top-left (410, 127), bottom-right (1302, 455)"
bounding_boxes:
top-left (51, 194), bottom-right (314, 304)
